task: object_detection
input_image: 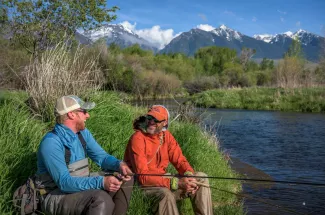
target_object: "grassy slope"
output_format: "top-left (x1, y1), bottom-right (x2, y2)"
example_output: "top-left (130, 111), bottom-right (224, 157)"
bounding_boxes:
top-left (190, 87), bottom-right (325, 113)
top-left (0, 91), bottom-right (242, 215)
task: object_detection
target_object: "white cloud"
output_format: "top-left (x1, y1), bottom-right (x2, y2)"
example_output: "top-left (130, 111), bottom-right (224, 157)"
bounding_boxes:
top-left (120, 21), bottom-right (137, 31)
top-left (198, 14), bottom-right (207, 21)
top-left (120, 21), bottom-right (177, 49)
top-left (296, 21), bottom-right (301, 27)
top-left (252, 17), bottom-right (257, 22)
top-left (277, 10), bottom-right (287, 15)
top-left (196, 24), bottom-right (215, 32)
top-left (280, 17), bottom-right (285, 23)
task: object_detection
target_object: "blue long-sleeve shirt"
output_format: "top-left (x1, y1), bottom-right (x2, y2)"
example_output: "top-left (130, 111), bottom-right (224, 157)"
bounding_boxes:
top-left (37, 123), bottom-right (121, 193)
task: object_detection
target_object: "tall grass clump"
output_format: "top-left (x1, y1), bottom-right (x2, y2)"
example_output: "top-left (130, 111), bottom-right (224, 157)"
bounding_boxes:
top-left (0, 101), bottom-right (48, 214)
top-left (24, 42), bottom-right (103, 122)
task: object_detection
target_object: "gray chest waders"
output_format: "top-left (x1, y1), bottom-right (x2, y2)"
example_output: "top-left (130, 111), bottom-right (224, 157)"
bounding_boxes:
top-left (35, 131), bottom-right (90, 193)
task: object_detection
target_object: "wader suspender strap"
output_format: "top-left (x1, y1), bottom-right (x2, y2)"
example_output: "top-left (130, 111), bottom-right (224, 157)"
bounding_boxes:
top-left (147, 132), bottom-right (165, 165)
top-left (51, 130), bottom-right (87, 165)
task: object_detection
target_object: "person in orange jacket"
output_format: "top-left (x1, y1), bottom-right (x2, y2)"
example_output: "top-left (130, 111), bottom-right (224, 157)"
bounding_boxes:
top-left (124, 105), bottom-right (213, 215)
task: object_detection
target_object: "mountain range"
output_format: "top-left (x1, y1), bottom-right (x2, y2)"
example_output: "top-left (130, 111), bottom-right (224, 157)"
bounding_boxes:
top-left (78, 24), bottom-right (324, 62)
top-left (81, 24), bottom-right (158, 52)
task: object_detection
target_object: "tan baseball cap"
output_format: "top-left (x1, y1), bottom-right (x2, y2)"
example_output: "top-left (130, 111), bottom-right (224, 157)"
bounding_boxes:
top-left (55, 95), bottom-right (95, 116)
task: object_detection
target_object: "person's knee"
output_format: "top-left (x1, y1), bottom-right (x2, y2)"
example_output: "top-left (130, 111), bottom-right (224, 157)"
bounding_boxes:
top-left (160, 188), bottom-right (176, 202)
top-left (94, 190), bottom-right (115, 208)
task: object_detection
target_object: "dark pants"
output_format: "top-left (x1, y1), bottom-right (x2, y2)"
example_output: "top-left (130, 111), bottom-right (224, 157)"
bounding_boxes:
top-left (42, 178), bottom-right (134, 215)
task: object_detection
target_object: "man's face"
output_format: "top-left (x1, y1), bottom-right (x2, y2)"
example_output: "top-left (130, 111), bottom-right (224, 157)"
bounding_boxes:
top-left (74, 109), bottom-right (89, 131)
top-left (146, 115), bottom-right (166, 135)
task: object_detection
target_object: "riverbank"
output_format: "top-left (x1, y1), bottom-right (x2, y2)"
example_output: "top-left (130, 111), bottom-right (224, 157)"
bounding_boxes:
top-left (0, 91), bottom-right (243, 214)
top-left (189, 87), bottom-right (325, 113)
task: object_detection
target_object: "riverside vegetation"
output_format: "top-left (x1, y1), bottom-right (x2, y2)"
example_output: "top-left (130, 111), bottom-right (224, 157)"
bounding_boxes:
top-left (1, 36), bottom-right (325, 112)
top-left (1, 0), bottom-right (325, 110)
top-left (189, 87), bottom-right (325, 112)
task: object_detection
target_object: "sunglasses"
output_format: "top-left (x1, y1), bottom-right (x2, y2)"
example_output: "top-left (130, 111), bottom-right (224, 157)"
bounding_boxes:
top-left (146, 115), bottom-right (164, 123)
top-left (75, 109), bottom-right (88, 114)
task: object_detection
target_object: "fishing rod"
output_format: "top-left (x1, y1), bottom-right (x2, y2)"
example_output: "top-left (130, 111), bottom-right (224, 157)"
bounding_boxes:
top-left (114, 178), bottom-right (309, 215)
top-left (127, 173), bottom-right (325, 187)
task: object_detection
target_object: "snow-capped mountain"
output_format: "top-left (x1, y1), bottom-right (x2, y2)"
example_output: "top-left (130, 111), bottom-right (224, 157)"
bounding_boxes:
top-left (253, 29), bottom-right (324, 61)
top-left (210, 25), bottom-right (243, 42)
top-left (254, 29), bottom-right (321, 46)
top-left (160, 25), bottom-right (285, 59)
top-left (253, 34), bottom-right (273, 43)
top-left (76, 24), bottom-right (324, 62)
top-left (80, 24), bottom-right (158, 52)
top-left (161, 26), bottom-right (324, 61)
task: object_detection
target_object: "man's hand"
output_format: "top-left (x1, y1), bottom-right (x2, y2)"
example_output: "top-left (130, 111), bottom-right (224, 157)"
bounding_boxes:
top-left (119, 161), bottom-right (133, 182)
top-left (104, 176), bottom-right (123, 192)
top-left (178, 177), bottom-right (199, 194)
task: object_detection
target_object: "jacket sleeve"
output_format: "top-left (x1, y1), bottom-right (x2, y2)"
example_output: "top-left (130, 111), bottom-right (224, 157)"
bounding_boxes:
top-left (127, 133), bottom-right (171, 188)
top-left (82, 129), bottom-right (121, 171)
top-left (38, 136), bottom-right (104, 193)
top-left (166, 131), bottom-right (194, 175)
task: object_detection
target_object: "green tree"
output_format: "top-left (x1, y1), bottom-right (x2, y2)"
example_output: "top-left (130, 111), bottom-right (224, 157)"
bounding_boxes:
top-left (260, 58), bottom-right (275, 70)
top-left (285, 37), bottom-right (303, 58)
top-left (239, 47), bottom-right (256, 71)
top-left (268, 59), bottom-right (274, 70)
top-left (194, 46), bottom-right (237, 75)
top-left (2, 0), bottom-right (118, 57)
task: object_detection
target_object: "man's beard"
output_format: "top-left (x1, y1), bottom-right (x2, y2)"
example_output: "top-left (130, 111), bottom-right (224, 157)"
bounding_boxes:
top-left (147, 125), bottom-right (163, 135)
top-left (76, 119), bottom-right (86, 131)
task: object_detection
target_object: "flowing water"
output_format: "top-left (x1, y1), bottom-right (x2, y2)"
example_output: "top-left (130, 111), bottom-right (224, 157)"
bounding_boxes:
top-left (132, 99), bottom-right (325, 215)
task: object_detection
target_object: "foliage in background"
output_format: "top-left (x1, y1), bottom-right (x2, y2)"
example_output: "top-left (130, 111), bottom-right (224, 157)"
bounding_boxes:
top-left (190, 87), bottom-right (325, 112)
top-left (0, 92), bottom-right (243, 214)
top-left (1, 0), bottom-right (118, 57)
top-left (1, 34), bottom-right (324, 98)
top-left (24, 42), bottom-right (103, 122)
top-left (274, 37), bottom-right (313, 88)
top-left (0, 39), bottom-right (30, 89)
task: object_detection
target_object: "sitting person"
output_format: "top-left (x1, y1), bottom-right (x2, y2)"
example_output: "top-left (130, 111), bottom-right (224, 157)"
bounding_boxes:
top-left (124, 105), bottom-right (213, 215)
top-left (36, 95), bottom-right (133, 215)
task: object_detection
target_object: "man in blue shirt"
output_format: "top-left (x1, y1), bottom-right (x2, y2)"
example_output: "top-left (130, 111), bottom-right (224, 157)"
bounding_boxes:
top-left (36, 95), bottom-right (133, 215)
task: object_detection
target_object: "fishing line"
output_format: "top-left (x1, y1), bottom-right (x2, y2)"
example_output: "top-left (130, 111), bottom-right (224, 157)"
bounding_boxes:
top-left (117, 182), bottom-right (307, 215)
top-left (132, 173), bottom-right (325, 187)
top-left (208, 184), bottom-right (307, 215)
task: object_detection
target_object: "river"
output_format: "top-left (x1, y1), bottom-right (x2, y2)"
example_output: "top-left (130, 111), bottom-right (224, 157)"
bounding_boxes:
top-left (131, 99), bottom-right (325, 215)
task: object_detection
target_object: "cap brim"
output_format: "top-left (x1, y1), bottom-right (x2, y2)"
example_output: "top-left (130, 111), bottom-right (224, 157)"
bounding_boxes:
top-left (81, 102), bottom-right (95, 110)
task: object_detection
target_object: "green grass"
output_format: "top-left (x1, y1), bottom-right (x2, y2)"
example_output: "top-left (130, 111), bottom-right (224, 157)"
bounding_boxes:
top-left (0, 91), bottom-right (243, 215)
top-left (190, 87), bottom-right (325, 113)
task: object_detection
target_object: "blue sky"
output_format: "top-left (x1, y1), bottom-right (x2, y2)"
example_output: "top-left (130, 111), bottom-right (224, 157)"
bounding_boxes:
top-left (106, 0), bottom-right (325, 48)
